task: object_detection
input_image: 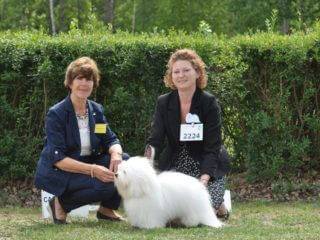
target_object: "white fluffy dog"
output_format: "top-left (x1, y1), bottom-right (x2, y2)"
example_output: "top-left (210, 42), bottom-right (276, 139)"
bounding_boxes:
top-left (114, 156), bottom-right (223, 229)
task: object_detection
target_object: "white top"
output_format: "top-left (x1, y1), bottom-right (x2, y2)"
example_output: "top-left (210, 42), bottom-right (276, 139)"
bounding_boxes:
top-left (76, 112), bottom-right (91, 156)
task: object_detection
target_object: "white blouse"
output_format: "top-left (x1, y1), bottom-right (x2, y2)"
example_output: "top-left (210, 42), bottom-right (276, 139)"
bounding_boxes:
top-left (76, 111), bottom-right (91, 156)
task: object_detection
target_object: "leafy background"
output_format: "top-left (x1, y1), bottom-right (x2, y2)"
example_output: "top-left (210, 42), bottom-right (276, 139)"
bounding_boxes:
top-left (1, 28), bottom-right (320, 183)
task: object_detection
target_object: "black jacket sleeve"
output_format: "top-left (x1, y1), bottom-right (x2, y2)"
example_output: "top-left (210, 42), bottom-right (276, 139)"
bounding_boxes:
top-left (147, 96), bottom-right (166, 160)
top-left (200, 96), bottom-right (222, 177)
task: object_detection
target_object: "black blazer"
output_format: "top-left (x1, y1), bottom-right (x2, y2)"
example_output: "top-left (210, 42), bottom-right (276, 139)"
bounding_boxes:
top-left (34, 95), bottom-right (120, 196)
top-left (147, 88), bottom-right (230, 179)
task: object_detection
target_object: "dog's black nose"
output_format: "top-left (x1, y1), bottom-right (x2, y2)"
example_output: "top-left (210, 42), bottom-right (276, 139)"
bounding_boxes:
top-left (115, 173), bottom-right (118, 178)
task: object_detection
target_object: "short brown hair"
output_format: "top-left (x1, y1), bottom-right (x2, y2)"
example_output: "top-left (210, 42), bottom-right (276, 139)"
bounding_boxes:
top-left (164, 49), bottom-right (207, 90)
top-left (64, 57), bottom-right (100, 90)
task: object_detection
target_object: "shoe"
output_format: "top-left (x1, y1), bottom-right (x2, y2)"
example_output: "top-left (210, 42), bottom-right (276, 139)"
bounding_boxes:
top-left (96, 211), bottom-right (125, 222)
top-left (217, 211), bottom-right (230, 220)
top-left (47, 197), bottom-right (67, 224)
top-left (216, 202), bottom-right (230, 220)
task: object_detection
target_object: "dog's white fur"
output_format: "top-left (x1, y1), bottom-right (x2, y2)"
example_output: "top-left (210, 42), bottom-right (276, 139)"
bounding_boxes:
top-left (114, 156), bottom-right (223, 229)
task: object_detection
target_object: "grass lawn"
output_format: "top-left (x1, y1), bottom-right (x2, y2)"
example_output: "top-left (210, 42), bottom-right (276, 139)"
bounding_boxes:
top-left (0, 201), bottom-right (319, 240)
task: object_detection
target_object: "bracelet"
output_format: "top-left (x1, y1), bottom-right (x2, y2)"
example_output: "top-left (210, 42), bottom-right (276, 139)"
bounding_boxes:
top-left (90, 164), bottom-right (96, 178)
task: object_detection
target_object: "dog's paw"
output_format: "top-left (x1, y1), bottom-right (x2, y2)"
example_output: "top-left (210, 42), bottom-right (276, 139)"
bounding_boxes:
top-left (212, 221), bottom-right (224, 228)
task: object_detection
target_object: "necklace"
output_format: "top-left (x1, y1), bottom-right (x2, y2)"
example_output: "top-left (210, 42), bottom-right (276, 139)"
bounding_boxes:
top-left (76, 108), bottom-right (88, 120)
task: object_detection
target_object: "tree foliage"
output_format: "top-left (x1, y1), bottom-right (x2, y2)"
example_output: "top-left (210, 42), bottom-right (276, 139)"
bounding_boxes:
top-left (0, 0), bottom-right (319, 35)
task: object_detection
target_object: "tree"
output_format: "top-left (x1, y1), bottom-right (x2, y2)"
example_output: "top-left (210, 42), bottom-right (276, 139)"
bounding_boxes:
top-left (0, 0), bottom-right (319, 35)
top-left (104, 0), bottom-right (115, 25)
top-left (49, 0), bottom-right (56, 34)
top-left (59, 0), bottom-right (66, 32)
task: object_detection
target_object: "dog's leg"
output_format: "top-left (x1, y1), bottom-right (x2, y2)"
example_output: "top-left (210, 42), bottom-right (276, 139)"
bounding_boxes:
top-left (200, 213), bottom-right (223, 228)
top-left (179, 213), bottom-right (201, 227)
top-left (136, 220), bottom-right (166, 229)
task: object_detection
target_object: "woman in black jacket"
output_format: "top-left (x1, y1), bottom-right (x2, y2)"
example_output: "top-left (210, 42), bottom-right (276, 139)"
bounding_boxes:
top-left (146, 49), bottom-right (230, 219)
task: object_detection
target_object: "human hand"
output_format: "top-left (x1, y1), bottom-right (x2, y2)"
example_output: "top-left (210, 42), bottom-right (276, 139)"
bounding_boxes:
top-left (200, 174), bottom-right (210, 187)
top-left (200, 179), bottom-right (208, 187)
top-left (92, 165), bottom-right (115, 182)
top-left (144, 145), bottom-right (155, 160)
top-left (109, 152), bottom-right (122, 173)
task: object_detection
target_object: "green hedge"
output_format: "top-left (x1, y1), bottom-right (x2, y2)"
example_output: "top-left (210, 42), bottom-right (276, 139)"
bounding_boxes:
top-left (0, 29), bottom-right (319, 182)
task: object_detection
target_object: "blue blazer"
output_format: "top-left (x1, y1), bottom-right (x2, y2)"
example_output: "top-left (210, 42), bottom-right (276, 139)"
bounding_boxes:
top-left (34, 95), bottom-right (120, 196)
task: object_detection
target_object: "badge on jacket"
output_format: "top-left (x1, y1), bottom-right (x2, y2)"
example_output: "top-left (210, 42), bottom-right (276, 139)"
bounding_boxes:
top-left (180, 113), bottom-right (203, 141)
top-left (95, 123), bottom-right (107, 134)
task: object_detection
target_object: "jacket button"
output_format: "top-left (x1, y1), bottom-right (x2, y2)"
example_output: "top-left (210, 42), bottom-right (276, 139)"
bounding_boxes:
top-left (55, 151), bottom-right (58, 154)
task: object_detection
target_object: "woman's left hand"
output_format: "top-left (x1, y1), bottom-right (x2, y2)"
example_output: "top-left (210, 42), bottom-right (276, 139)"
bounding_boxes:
top-left (109, 152), bottom-right (122, 173)
top-left (200, 174), bottom-right (210, 187)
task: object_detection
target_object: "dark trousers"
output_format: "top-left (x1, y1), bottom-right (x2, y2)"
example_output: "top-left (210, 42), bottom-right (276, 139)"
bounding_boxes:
top-left (58, 153), bottom-right (129, 213)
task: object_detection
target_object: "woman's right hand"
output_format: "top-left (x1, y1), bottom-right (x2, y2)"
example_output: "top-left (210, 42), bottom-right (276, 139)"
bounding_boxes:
top-left (144, 145), bottom-right (155, 160)
top-left (92, 165), bottom-right (115, 182)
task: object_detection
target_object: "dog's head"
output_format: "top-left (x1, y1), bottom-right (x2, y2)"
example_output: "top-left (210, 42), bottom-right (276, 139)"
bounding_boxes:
top-left (114, 156), bottom-right (159, 199)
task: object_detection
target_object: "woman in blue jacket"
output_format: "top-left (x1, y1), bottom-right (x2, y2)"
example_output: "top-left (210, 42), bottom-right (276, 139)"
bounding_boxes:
top-left (35, 57), bottom-right (127, 224)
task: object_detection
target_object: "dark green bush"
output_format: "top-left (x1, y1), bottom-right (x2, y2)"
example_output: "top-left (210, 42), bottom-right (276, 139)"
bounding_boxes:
top-left (0, 29), bottom-right (319, 182)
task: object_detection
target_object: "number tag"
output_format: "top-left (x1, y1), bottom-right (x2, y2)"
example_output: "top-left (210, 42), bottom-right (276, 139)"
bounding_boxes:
top-left (180, 124), bottom-right (203, 141)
